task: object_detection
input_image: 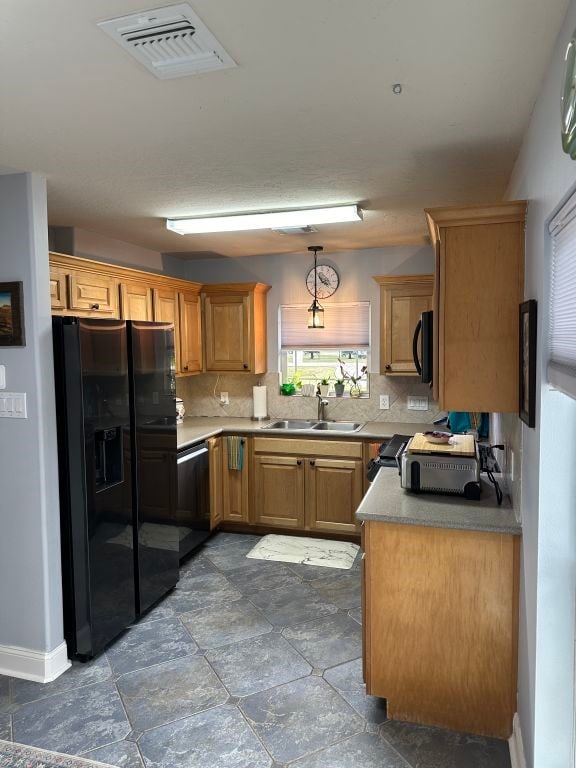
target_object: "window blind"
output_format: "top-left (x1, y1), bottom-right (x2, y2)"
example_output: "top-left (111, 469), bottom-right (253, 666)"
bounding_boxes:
top-left (280, 302), bottom-right (370, 349)
top-left (548, 193), bottom-right (576, 400)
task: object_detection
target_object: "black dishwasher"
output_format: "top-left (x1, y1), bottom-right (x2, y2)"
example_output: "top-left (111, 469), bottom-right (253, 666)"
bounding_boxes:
top-left (177, 441), bottom-right (211, 561)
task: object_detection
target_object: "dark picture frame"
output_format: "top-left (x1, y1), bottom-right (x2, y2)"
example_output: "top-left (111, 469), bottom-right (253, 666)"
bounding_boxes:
top-left (519, 299), bottom-right (537, 427)
top-left (0, 282), bottom-right (25, 347)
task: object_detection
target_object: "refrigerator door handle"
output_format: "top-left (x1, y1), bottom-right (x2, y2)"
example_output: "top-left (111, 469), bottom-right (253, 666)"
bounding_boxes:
top-left (412, 318), bottom-right (423, 376)
top-left (177, 447), bottom-right (209, 464)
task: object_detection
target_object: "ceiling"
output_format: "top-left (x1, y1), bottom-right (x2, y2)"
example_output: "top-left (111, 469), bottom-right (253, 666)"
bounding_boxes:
top-left (0, 0), bottom-right (568, 257)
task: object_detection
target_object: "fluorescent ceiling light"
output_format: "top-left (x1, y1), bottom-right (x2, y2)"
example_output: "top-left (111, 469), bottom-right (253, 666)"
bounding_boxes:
top-left (166, 205), bottom-right (363, 234)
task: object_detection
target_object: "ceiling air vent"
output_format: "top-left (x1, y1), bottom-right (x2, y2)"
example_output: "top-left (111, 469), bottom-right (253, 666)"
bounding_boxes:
top-left (97, 3), bottom-right (236, 79)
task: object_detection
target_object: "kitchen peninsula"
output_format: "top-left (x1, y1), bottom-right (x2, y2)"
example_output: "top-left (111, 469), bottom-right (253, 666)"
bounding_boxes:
top-left (358, 467), bottom-right (520, 740)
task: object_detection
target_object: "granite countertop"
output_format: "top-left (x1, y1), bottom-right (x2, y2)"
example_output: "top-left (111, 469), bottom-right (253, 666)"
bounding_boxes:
top-left (356, 467), bottom-right (521, 535)
top-left (177, 416), bottom-right (434, 450)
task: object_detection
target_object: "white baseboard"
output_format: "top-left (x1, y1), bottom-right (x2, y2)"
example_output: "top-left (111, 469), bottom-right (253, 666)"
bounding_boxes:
top-left (509, 712), bottom-right (528, 768)
top-left (0, 641), bottom-right (70, 683)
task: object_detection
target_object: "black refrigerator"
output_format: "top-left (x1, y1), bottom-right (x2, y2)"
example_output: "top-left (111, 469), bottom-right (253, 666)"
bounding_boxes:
top-left (52, 317), bottom-right (179, 660)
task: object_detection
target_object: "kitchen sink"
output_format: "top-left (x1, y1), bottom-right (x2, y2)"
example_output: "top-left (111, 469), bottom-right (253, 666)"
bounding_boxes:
top-left (262, 420), bottom-right (364, 433)
top-left (263, 419), bottom-right (320, 430)
top-left (312, 421), bottom-right (363, 432)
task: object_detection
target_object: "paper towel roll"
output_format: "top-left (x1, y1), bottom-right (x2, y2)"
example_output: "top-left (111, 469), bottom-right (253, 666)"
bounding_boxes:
top-left (253, 385), bottom-right (268, 419)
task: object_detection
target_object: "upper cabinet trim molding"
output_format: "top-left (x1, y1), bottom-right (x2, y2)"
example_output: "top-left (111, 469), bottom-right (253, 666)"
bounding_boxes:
top-left (424, 201), bottom-right (528, 246)
top-left (49, 251), bottom-right (202, 293)
top-left (201, 282), bottom-right (271, 295)
top-left (373, 274), bottom-right (434, 288)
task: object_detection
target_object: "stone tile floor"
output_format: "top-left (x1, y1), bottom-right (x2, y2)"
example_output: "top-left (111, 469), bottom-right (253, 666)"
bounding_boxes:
top-left (0, 532), bottom-right (511, 768)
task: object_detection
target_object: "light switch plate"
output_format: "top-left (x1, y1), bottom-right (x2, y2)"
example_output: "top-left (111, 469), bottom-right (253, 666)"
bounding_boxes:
top-left (0, 365), bottom-right (5, 390)
top-left (220, 391), bottom-right (229, 405)
top-left (407, 395), bottom-right (429, 411)
top-left (379, 395), bottom-right (390, 410)
top-left (0, 392), bottom-right (27, 418)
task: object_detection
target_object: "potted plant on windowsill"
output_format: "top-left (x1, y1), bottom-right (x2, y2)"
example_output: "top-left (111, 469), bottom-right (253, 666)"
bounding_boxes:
top-left (334, 378), bottom-right (345, 397)
top-left (318, 377), bottom-right (331, 397)
top-left (338, 359), bottom-right (368, 398)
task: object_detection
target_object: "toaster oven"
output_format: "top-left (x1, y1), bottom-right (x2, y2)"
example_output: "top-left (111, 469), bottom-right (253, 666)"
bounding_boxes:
top-left (399, 437), bottom-right (481, 500)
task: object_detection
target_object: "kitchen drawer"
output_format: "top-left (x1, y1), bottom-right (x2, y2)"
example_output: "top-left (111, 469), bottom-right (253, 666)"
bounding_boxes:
top-left (253, 436), bottom-right (363, 459)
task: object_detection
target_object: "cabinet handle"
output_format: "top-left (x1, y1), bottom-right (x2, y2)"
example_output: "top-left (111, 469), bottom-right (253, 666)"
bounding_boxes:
top-left (183, 365), bottom-right (189, 371)
top-left (385, 364), bottom-right (391, 371)
top-left (297, 459), bottom-right (302, 466)
top-left (309, 459), bottom-right (316, 466)
top-left (90, 303), bottom-right (100, 310)
top-left (243, 363), bottom-right (249, 370)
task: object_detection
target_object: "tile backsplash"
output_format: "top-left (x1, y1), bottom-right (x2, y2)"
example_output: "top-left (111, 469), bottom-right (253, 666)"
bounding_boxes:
top-left (177, 373), bottom-right (441, 424)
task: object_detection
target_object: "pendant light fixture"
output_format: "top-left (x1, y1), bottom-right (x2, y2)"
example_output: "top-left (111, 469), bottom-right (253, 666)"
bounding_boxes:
top-left (307, 245), bottom-right (325, 329)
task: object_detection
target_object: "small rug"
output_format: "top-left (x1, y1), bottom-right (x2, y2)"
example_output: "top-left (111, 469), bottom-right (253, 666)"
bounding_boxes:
top-left (246, 534), bottom-right (359, 569)
top-left (0, 740), bottom-right (113, 768)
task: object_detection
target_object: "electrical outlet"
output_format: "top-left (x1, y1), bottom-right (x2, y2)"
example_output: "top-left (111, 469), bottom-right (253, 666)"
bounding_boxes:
top-left (0, 365), bottom-right (5, 390)
top-left (407, 395), bottom-right (428, 411)
top-left (220, 391), bottom-right (229, 405)
top-left (379, 395), bottom-right (390, 410)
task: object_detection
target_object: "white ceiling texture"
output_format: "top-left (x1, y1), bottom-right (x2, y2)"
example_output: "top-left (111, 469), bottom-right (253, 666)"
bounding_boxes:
top-left (0, 0), bottom-right (569, 256)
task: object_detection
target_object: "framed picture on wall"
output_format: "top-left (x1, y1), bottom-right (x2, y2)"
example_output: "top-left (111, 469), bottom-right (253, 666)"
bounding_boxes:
top-left (519, 299), bottom-right (537, 427)
top-left (0, 282), bottom-right (25, 347)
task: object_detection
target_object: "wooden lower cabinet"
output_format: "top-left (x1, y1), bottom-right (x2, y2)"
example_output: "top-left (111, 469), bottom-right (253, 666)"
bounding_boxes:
top-left (222, 436), bottom-right (250, 523)
top-left (362, 520), bottom-right (520, 738)
top-left (251, 438), bottom-right (362, 534)
top-left (208, 437), bottom-right (223, 530)
top-left (253, 455), bottom-right (305, 528)
top-left (306, 457), bottom-right (363, 534)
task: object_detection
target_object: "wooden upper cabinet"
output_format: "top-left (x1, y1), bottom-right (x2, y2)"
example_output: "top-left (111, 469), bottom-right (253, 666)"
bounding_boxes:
top-left (179, 290), bottom-right (203, 375)
top-left (68, 270), bottom-right (118, 316)
top-left (120, 280), bottom-right (153, 321)
top-left (425, 201), bottom-right (526, 413)
top-left (374, 275), bottom-right (434, 375)
top-left (203, 283), bottom-right (270, 373)
top-left (50, 268), bottom-right (67, 311)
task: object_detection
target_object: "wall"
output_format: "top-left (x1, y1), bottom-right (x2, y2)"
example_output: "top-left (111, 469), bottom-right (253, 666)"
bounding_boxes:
top-left (504, 2), bottom-right (576, 765)
top-left (48, 225), bottom-right (188, 278)
top-left (0, 173), bottom-right (67, 677)
top-left (177, 245), bottom-right (440, 423)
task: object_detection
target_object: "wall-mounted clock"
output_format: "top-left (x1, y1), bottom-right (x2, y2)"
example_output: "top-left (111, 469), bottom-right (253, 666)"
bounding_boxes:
top-left (306, 263), bottom-right (340, 299)
top-left (562, 31), bottom-right (576, 158)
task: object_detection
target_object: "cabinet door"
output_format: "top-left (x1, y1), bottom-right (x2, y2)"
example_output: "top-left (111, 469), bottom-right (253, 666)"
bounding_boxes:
top-left (50, 269), bottom-right (67, 311)
top-left (253, 455), bottom-right (305, 529)
top-left (208, 437), bottom-right (223, 530)
top-left (222, 437), bottom-right (250, 522)
top-left (153, 287), bottom-right (180, 372)
top-left (204, 294), bottom-right (251, 371)
top-left (179, 291), bottom-right (203, 374)
top-left (68, 271), bottom-right (118, 316)
top-left (305, 457), bottom-right (363, 534)
top-left (382, 285), bottom-right (432, 375)
top-left (120, 281), bottom-right (153, 321)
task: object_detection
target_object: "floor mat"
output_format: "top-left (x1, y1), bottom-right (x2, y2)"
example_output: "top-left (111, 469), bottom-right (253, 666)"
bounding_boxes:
top-left (246, 534), bottom-right (359, 569)
top-left (0, 740), bottom-right (113, 768)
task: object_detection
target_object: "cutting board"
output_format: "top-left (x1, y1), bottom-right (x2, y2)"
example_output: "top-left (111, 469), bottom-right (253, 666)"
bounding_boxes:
top-left (407, 432), bottom-right (476, 457)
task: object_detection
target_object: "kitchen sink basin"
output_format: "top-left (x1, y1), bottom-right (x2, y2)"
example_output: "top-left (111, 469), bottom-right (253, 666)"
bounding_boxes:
top-left (312, 421), bottom-right (363, 432)
top-left (263, 419), bottom-right (319, 430)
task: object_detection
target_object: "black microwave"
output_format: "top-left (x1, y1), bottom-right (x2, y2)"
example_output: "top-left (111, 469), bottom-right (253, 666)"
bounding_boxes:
top-left (413, 310), bottom-right (433, 385)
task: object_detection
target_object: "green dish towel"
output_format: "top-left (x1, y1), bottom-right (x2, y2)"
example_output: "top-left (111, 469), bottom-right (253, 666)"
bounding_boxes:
top-left (227, 436), bottom-right (244, 470)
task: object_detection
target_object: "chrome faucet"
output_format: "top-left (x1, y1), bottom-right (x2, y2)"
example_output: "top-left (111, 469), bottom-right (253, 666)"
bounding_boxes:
top-left (316, 392), bottom-right (328, 421)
